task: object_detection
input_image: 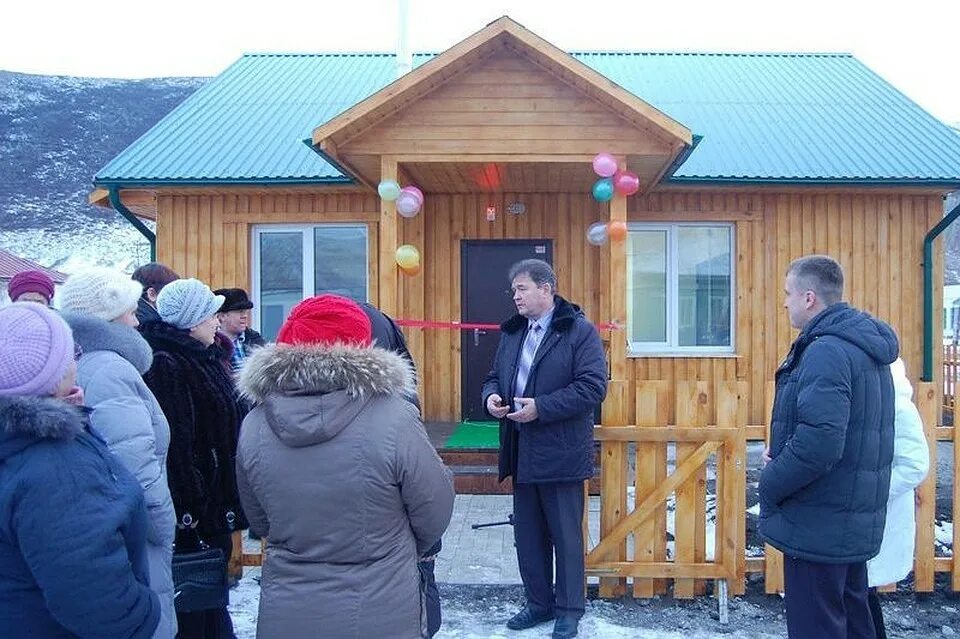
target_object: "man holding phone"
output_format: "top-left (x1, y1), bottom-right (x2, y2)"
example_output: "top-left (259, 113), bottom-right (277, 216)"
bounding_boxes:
top-left (481, 259), bottom-right (607, 639)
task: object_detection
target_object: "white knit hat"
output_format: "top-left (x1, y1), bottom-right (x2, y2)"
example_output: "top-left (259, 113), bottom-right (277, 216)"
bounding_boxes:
top-left (59, 267), bottom-right (143, 321)
top-left (157, 279), bottom-right (225, 330)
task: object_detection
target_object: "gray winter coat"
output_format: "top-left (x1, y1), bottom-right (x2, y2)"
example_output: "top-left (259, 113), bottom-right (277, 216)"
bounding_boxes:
top-left (236, 344), bottom-right (455, 639)
top-left (64, 313), bottom-right (177, 639)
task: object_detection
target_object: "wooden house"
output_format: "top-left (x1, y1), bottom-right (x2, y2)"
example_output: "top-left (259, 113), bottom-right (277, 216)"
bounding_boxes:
top-left (90, 15), bottom-right (960, 596)
top-left (91, 16), bottom-right (960, 428)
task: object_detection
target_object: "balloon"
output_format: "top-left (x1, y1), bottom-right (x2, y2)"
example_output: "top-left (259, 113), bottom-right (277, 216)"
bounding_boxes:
top-left (586, 222), bottom-right (608, 246)
top-left (396, 192), bottom-right (422, 218)
top-left (592, 178), bottom-right (614, 202)
top-left (607, 221), bottom-right (628, 242)
top-left (395, 244), bottom-right (421, 270)
top-left (613, 171), bottom-right (640, 196)
top-left (377, 179), bottom-right (401, 201)
top-left (401, 185), bottom-right (424, 205)
top-left (592, 152), bottom-right (618, 178)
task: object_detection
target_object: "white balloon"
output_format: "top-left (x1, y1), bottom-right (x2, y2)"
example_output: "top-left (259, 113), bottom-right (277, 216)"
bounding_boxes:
top-left (586, 222), bottom-right (608, 246)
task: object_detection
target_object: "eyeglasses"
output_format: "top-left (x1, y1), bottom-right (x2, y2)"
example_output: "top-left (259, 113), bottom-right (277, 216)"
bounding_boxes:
top-left (73, 343), bottom-right (83, 361)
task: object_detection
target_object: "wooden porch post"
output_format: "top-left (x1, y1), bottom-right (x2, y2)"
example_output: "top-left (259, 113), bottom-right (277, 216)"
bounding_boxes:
top-left (379, 156), bottom-right (399, 315)
top-left (598, 167), bottom-right (630, 597)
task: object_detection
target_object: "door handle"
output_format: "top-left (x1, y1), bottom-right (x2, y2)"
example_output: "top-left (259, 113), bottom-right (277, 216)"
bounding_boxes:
top-left (473, 328), bottom-right (486, 346)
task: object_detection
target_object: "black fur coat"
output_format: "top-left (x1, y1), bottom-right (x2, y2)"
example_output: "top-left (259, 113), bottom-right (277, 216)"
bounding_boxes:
top-left (141, 321), bottom-right (248, 540)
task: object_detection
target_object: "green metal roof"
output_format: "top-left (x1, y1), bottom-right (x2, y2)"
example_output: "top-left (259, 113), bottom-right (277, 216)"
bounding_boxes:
top-left (94, 52), bottom-right (960, 187)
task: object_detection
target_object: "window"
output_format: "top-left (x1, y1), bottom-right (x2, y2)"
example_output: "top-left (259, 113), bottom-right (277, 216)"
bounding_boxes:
top-left (626, 223), bottom-right (734, 354)
top-left (252, 224), bottom-right (369, 340)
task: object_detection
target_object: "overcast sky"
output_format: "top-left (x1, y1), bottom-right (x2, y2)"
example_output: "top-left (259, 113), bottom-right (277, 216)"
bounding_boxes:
top-left (2, 0), bottom-right (959, 125)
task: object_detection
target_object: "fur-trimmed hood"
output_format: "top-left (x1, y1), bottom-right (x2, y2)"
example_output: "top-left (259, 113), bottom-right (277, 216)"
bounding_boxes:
top-left (239, 343), bottom-right (414, 403)
top-left (62, 312), bottom-right (154, 374)
top-left (0, 396), bottom-right (85, 462)
top-left (238, 344), bottom-right (416, 448)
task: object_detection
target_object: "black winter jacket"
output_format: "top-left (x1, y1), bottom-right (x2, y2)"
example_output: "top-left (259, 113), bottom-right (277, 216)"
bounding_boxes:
top-left (759, 303), bottom-right (898, 563)
top-left (141, 321), bottom-right (248, 542)
top-left (481, 296), bottom-right (607, 484)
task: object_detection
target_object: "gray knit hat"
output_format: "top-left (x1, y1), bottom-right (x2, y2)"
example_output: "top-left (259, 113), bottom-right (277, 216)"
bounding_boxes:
top-left (156, 279), bottom-right (225, 330)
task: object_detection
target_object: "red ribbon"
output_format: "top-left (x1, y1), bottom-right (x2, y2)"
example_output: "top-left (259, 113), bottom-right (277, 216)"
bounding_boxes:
top-left (393, 319), bottom-right (622, 331)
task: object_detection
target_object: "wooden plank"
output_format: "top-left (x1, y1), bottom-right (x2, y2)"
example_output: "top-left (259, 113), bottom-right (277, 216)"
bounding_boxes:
top-left (633, 383), bottom-right (659, 598)
top-left (674, 381), bottom-right (710, 598)
top-left (609, 187), bottom-right (628, 381)
top-left (156, 196), bottom-right (174, 265)
top-left (594, 427), bottom-right (739, 442)
top-left (171, 196), bottom-right (188, 276)
top-left (222, 211), bottom-right (379, 223)
top-left (588, 562), bottom-right (729, 579)
top-left (599, 377), bottom-right (629, 597)
top-left (599, 437), bottom-right (628, 597)
top-left (209, 197), bottom-right (224, 288)
top-left (915, 382), bottom-right (937, 591)
top-left (717, 381), bottom-right (747, 591)
top-left (390, 110), bottom-right (619, 127)
top-left (344, 138), bottom-right (672, 156)
top-left (379, 157), bottom-right (399, 315)
top-left (228, 530), bottom-right (243, 581)
top-left (764, 381), bottom-right (784, 593)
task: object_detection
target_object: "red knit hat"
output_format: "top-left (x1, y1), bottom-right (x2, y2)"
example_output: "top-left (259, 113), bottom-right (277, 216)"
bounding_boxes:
top-left (277, 294), bottom-right (373, 346)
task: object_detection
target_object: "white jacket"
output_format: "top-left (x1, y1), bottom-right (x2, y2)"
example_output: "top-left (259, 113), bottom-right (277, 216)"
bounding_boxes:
top-left (867, 358), bottom-right (930, 586)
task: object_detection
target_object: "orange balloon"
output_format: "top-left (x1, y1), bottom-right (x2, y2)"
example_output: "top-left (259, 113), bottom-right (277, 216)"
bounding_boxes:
top-left (607, 221), bottom-right (628, 242)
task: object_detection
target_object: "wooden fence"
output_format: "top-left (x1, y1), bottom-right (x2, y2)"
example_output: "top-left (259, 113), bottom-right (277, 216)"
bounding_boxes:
top-left (232, 377), bottom-right (957, 596)
top-left (588, 379), bottom-right (958, 598)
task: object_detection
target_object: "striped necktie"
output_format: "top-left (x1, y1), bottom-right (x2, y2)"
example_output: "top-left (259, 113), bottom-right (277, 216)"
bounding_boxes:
top-left (513, 323), bottom-right (543, 411)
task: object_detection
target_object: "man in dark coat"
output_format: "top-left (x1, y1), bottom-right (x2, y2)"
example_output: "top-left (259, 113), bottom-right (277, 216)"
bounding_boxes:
top-left (481, 259), bottom-right (607, 639)
top-left (760, 254), bottom-right (898, 638)
top-left (214, 288), bottom-right (266, 373)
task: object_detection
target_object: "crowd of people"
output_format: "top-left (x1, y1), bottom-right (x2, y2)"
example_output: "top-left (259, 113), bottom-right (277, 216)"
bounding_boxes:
top-left (0, 254), bottom-right (933, 639)
top-left (0, 264), bottom-right (454, 639)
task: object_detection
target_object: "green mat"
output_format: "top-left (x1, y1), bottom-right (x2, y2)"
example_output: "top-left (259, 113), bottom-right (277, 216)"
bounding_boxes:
top-left (444, 420), bottom-right (500, 449)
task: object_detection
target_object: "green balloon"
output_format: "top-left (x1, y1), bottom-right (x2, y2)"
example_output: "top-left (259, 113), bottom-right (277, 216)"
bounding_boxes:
top-left (592, 178), bottom-right (614, 202)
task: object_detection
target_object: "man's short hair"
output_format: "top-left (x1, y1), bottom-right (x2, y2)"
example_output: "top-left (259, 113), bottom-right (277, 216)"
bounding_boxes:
top-left (787, 255), bottom-right (844, 306)
top-left (509, 259), bottom-right (557, 293)
top-left (131, 262), bottom-right (180, 294)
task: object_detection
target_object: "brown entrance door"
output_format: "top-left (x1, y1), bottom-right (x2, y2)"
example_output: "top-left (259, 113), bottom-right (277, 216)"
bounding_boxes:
top-left (460, 239), bottom-right (553, 421)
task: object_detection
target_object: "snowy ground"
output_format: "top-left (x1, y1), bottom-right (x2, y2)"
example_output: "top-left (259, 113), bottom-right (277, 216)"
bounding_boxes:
top-left (228, 569), bottom-right (960, 638)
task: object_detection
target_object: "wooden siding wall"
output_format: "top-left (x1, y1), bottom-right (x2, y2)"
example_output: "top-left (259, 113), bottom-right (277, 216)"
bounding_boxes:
top-left (156, 189), bottom-right (944, 424)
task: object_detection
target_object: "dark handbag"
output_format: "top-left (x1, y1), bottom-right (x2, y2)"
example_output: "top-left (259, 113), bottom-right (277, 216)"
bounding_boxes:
top-left (172, 539), bottom-right (228, 613)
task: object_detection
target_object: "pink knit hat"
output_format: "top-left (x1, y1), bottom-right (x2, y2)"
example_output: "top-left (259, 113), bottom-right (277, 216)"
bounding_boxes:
top-left (0, 303), bottom-right (75, 397)
top-left (8, 270), bottom-right (55, 304)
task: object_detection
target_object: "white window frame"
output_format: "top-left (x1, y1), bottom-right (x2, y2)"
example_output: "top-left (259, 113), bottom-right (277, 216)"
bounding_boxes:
top-left (250, 223), bottom-right (369, 334)
top-left (627, 222), bottom-right (736, 356)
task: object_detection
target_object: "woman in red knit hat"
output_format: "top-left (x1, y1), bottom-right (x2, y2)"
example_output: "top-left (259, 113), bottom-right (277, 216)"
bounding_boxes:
top-left (235, 294), bottom-right (455, 639)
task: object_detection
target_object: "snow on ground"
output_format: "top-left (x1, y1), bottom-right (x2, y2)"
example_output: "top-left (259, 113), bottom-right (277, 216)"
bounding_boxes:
top-left (936, 520), bottom-right (954, 556)
top-left (228, 569), bottom-right (786, 639)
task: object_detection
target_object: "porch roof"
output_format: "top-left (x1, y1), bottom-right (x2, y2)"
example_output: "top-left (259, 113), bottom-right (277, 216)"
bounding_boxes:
top-left (94, 31), bottom-right (960, 188)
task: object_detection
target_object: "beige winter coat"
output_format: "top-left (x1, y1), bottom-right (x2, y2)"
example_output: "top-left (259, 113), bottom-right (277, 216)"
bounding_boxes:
top-left (235, 343), bottom-right (455, 639)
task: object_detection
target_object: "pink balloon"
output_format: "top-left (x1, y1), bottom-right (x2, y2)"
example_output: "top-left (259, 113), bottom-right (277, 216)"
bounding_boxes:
top-left (613, 171), bottom-right (640, 196)
top-left (401, 185), bottom-right (424, 205)
top-left (396, 192), bottom-right (422, 218)
top-left (592, 152), bottom-right (618, 178)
